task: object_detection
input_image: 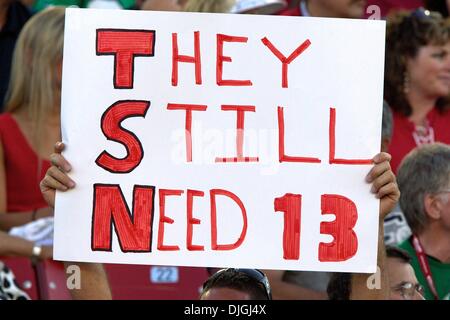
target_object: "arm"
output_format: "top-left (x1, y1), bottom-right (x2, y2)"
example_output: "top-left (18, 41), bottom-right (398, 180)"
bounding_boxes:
top-left (350, 152), bottom-right (399, 300)
top-left (0, 207), bottom-right (54, 231)
top-left (264, 270), bottom-right (328, 300)
top-left (63, 262), bottom-right (112, 300)
top-left (40, 142), bottom-right (112, 300)
top-left (0, 230), bottom-right (52, 259)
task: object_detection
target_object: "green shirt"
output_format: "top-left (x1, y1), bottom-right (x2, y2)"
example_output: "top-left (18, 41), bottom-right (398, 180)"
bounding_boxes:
top-left (33, 0), bottom-right (136, 12)
top-left (399, 237), bottom-right (450, 300)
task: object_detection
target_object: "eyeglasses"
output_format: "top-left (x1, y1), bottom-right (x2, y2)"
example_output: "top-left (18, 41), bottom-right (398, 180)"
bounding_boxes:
top-left (203, 268), bottom-right (272, 300)
top-left (392, 282), bottom-right (425, 300)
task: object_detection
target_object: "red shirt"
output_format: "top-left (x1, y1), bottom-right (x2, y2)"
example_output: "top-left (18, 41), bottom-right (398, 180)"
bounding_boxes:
top-left (388, 108), bottom-right (450, 173)
top-left (0, 113), bottom-right (51, 212)
top-left (279, 0), bottom-right (423, 17)
top-left (365, 0), bottom-right (423, 18)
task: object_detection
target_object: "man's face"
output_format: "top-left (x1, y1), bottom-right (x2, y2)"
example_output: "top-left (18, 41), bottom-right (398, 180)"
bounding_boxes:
top-left (315, 0), bottom-right (366, 18)
top-left (437, 184), bottom-right (450, 232)
top-left (387, 257), bottom-right (424, 300)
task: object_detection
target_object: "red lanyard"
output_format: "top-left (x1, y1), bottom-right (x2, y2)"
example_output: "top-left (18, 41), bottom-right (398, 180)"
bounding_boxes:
top-left (412, 235), bottom-right (439, 300)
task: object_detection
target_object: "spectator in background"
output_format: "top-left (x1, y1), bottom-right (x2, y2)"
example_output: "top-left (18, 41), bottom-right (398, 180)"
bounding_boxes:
top-left (0, 7), bottom-right (66, 260)
top-left (386, 246), bottom-right (424, 300)
top-left (200, 268), bottom-right (272, 300)
top-left (327, 246), bottom-right (424, 300)
top-left (365, 0), bottom-right (422, 18)
top-left (0, 8), bottom-right (61, 299)
top-left (424, 0), bottom-right (449, 18)
top-left (384, 9), bottom-right (450, 174)
top-left (279, 0), bottom-right (366, 18)
top-left (0, 0), bottom-right (31, 110)
top-left (397, 143), bottom-right (450, 300)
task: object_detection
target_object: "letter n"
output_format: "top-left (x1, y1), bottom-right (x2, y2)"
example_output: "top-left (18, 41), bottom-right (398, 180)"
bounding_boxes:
top-left (92, 184), bottom-right (155, 252)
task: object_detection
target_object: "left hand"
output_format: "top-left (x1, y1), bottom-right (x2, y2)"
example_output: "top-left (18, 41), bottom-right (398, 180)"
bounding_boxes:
top-left (365, 152), bottom-right (400, 220)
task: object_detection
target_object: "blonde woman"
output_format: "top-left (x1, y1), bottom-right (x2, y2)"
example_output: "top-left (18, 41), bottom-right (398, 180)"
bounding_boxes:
top-left (0, 7), bottom-right (64, 259)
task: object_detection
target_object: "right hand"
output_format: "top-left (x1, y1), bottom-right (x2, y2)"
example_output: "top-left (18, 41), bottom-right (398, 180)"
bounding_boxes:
top-left (40, 142), bottom-right (76, 208)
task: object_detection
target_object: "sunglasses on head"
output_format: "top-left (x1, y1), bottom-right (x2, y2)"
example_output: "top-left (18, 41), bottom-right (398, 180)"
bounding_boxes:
top-left (203, 268), bottom-right (272, 300)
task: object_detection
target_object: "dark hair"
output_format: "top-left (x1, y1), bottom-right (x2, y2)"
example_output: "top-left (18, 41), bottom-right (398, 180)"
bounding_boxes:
top-left (386, 246), bottom-right (412, 263)
top-left (201, 268), bottom-right (272, 300)
top-left (425, 0), bottom-right (449, 17)
top-left (384, 9), bottom-right (450, 117)
top-left (326, 273), bottom-right (352, 300)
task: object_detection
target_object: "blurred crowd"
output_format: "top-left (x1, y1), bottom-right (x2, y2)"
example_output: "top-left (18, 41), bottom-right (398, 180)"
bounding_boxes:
top-left (0, 0), bottom-right (449, 301)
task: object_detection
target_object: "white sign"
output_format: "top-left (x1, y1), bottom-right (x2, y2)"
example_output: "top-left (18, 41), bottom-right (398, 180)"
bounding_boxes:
top-left (55, 8), bottom-right (386, 273)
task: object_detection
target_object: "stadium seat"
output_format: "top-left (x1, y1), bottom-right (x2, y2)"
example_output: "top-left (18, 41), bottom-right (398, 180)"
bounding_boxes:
top-left (104, 264), bottom-right (209, 300)
top-left (35, 260), bottom-right (72, 300)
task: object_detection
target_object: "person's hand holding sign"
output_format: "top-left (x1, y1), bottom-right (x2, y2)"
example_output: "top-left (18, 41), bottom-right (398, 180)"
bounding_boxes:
top-left (366, 152), bottom-right (400, 220)
top-left (351, 152), bottom-right (399, 300)
top-left (40, 142), bottom-right (75, 208)
top-left (40, 142), bottom-right (111, 300)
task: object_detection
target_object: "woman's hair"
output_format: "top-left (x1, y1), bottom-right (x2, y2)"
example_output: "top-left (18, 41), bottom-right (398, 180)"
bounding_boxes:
top-left (384, 9), bottom-right (450, 117)
top-left (184, 0), bottom-right (235, 13)
top-left (4, 7), bottom-right (65, 146)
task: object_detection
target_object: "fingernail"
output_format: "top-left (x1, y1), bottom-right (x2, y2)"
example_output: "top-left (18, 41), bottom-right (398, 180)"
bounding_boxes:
top-left (366, 174), bottom-right (372, 183)
top-left (64, 164), bottom-right (72, 172)
top-left (69, 181), bottom-right (75, 188)
top-left (371, 185), bottom-right (376, 193)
